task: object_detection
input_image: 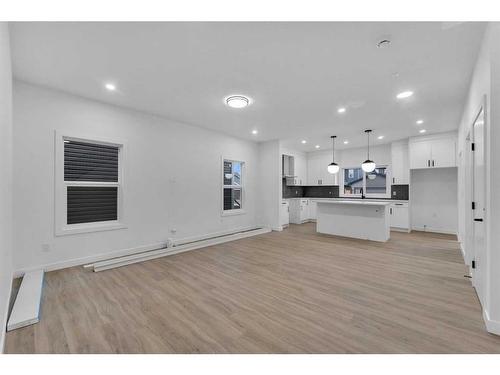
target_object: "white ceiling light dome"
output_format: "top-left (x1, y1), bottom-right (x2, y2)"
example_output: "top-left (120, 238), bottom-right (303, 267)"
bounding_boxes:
top-left (396, 90), bottom-right (414, 99)
top-left (225, 95), bottom-right (250, 108)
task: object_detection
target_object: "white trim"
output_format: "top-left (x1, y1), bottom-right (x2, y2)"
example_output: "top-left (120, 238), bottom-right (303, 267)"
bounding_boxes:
top-left (483, 309), bottom-right (500, 336)
top-left (12, 225), bottom-right (261, 278)
top-left (221, 209), bottom-right (247, 217)
top-left (54, 130), bottom-right (127, 236)
top-left (90, 227), bottom-right (271, 272)
top-left (410, 226), bottom-right (457, 235)
top-left (0, 271), bottom-right (13, 353)
top-left (7, 270), bottom-right (44, 331)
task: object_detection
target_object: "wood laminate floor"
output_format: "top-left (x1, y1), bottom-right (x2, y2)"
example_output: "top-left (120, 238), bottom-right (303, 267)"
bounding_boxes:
top-left (5, 223), bottom-right (500, 353)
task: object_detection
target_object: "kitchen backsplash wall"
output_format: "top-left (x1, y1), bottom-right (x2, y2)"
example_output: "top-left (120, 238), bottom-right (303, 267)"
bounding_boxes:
top-left (283, 181), bottom-right (410, 200)
top-left (303, 185), bottom-right (339, 198)
top-left (390, 184), bottom-right (409, 200)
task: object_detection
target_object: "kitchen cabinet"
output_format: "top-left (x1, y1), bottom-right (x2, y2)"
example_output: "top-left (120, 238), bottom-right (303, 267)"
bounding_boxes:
top-left (309, 200), bottom-right (317, 220)
top-left (289, 199), bottom-right (310, 224)
top-left (307, 152), bottom-right (338, 186)
top-left (409, 134), bottom-right (456, 169)
top-left (280, 200), bottom-right (290, 228)
top-left (389, 202), bottom-right (410, 231)
top-left (294, 153), bottom-right (307, 186)
top-left (391, 141), bottom-right (410, 184)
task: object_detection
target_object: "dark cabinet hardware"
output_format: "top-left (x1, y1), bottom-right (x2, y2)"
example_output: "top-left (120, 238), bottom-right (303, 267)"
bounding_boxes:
top-left (474, 218), bottom-right (483, 222)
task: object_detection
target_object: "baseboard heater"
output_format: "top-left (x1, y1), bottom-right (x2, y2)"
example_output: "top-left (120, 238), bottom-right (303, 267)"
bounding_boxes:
top-left (86, 227), bottom-right (271, 272)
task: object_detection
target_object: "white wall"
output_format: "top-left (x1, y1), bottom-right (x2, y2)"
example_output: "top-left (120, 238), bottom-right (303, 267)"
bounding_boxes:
top-left (13, 81), bottom-right (261, 273)
top-left (258, 140), bottom-right (281, 230)
top-left (0, 23), bottom-right (13, 351)
top-left (457, 23), bottom-right (500, 334)
top-left (338, 144), bottom-right (391, 168)
top-left (410, 168), bottom-right (458, 234)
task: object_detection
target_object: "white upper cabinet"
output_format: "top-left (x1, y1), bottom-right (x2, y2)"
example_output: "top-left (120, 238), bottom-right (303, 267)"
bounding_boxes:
top-left (307, 151), bottom-right (338, 186)
top-left (409, 133), bottom-right (456, 169)
top-left (391, 141), bottom-right (410, 184)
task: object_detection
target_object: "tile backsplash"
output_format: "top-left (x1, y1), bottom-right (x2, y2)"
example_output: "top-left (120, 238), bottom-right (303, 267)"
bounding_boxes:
top-left (390, 184), bottom-right (409, 200)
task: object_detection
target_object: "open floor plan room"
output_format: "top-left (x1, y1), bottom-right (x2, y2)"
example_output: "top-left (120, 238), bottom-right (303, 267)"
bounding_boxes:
top-left (1, 12), bottom-right (500, 363)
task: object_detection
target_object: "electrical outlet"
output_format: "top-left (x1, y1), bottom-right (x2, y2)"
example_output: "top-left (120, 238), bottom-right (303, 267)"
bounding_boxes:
top-left (41, 244), bottom-right (51, 253)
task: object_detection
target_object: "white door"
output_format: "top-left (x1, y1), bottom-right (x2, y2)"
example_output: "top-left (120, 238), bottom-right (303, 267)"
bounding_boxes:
top-left (431, 138), bottom-right (456, 168)
top-left (472, 106), bottom-right (486, 306)
top-left (409, 141), bottom-right (432, 169)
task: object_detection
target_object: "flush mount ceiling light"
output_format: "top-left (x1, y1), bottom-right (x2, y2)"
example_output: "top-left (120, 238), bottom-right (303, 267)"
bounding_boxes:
top-left (315, 145), bottom-right (320, 149)
top-left (225, 95), bottom-right (250, 109)
top-left (251, 129), bottom-right (258, 135)
top-left (361, 129), bottom-right (376, 173)
top-left (419, 129), bottom-right (427, 134)
top-left (301, 140), bottom-right (307, 144)
top-left (327, 136), bottom-right (340, 174)
top-left (377, 135), bottom-right (385, 140)
top-left (337, 107), bottom-right (346, 114)
top-left (396, 90), bottom-right (413, 99)
top-left (104, 83), bottom-right (116, 91)
top-left (416, 119), bottom-right (424, 125)
top-left (343, 140), bottom-right (349, 144)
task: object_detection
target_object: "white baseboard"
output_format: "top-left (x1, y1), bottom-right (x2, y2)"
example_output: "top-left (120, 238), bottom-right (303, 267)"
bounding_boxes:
top-left (13, 225), bottom-right (262, 278)
top-left (411, 226), bottom-right (457, 235)
top-left (1, 271), bottom-right (14, 353)
top-left (483, 309), bottom-right (500, 336)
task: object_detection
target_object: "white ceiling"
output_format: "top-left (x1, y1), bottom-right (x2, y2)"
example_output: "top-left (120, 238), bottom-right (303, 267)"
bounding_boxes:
top-left (10, 22), bottom-right (486, 151)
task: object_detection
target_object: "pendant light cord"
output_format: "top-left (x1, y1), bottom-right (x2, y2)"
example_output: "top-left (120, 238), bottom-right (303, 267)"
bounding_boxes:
top-left (332, 136), bottom-right (335, 163)
top-left (367, 131), bottom-right (370, 160)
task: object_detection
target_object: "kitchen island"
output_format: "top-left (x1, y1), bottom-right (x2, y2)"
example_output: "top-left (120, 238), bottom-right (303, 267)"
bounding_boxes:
top-left (313, 200), bottom-right (391, 242)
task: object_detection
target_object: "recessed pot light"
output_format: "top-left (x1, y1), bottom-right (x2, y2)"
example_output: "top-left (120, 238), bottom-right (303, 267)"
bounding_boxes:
top-left (315, 145), bottom-right (320, 149)
top-left (343, 140), bottom-right (349, 144)
top-left (396, 91), bottom-right (413, 99)
top-left (416, 119), bottom-right (424, 125)
top-left (251, 129), bottom-right (258, 135)
top-left (105, 83), bottom-right (116, 91)
top-left (419, 129), bottom-right (427, 133)
top-left (337, 107), bottom-right (346, 114)
top-left (226, 95), bottom-right (250, 109)
top-left (301, 140), bottom-right (307, 144)
top-left (378, 135), bottom-right (384, 140)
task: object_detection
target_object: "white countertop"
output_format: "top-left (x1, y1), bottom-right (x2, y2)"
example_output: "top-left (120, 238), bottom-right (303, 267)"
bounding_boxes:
top-left (312, 199), bottom-right (391, 206)
top-left (285, 197), bottom-right (408, 203)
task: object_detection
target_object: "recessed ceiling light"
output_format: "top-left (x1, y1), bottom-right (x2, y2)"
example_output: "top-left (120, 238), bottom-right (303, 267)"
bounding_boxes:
top-left (419, 129), bottom-right (427, 134)
top-left (416, 119), bottom-right (424, 125)
top-left (301, 140), bottom-right (307, 144)
top-left (378, 135), bottom-right (384, 140)
top-left (104, 83), bottom-right (116, 91)
top-left (343, 140), bottom-right (349, 144)
top-left (251, 129), bottom-right (258, 135)
top-left (337, 107), bottom-right (346, 113)
top-left (315, 145), bottom-right (320, 149)
top-left (226, 95), bottom-right (250, 109)
top-left (396, 91), bottom-right (413, 99)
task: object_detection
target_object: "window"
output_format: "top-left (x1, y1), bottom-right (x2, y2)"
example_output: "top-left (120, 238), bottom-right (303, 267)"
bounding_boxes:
top-left (55, 133), bottom-right (126, 235)
top-left (341, 166), bottom-right (390, 198)
top-left (222, 159), bottom-right (244, 215)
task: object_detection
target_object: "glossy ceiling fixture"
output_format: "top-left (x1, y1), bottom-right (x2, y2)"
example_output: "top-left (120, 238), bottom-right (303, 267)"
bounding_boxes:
top-left (301, 140), bottom-right (307, 144)
top-left (377, 135), bottom-right (384, 140)
top-left (251, 129), bottom-right (258, 135)
top-left (343, 140), bottom-right (349, 144)
top-left (361, 130), bottom-right (376, 173)
top-left (315, 145), bottom-right (320, 149)
top-left (327, 136), bottom-right (340, 174)
top-left (416, 119), bottom-right (424, 125)
top-left (419, 129), bottom-right (427, 133)
top-left (396, 90), bottom-right (413, 99)
top-left (226, 95), bottom-right (250, 109)
top-left (337, 107), bottom-right (346, 114)
top-left (104, 83), bottom-right (116, 91)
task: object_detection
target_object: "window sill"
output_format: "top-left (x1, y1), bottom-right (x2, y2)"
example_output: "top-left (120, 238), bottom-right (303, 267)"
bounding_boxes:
top-left (56, 221), bottom-right (127, 236)
top-left (221, 209), bottom-right (247, 217)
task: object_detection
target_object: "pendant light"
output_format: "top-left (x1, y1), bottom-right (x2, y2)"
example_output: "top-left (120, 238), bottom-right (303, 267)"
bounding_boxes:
top-left (327, 136), bottom-right (339, 174)
top-left (361, 129), bottom-right (376, 173)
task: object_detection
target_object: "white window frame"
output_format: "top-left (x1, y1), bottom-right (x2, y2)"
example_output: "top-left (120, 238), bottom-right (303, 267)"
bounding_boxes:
top-left (221, 157), bottom-right (246, 217)
top-left (55, 131), bottom-right (127, 236)
top-left (340, 165), bottom-right (391, 199)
